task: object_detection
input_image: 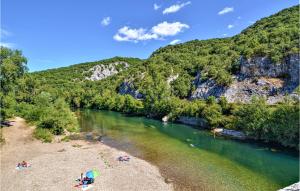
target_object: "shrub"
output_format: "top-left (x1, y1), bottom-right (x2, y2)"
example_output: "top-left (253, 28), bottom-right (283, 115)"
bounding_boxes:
top-left (235, 97), bottom-right (271, 139)
top-left (38, 118), bottom-right (64, 135)
top-left (33, 128), bottom-right (53, 143)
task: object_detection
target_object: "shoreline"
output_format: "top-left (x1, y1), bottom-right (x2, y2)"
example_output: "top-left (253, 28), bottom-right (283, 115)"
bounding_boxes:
top-left (83, 109), bottom-right (298, 154)
top-left (0, 117), bottom-right (173, 191)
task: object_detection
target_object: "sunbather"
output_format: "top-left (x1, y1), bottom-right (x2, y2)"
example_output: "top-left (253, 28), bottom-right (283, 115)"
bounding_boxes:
top-left (82, 177), bottom-right (94, 185)
top-left (118, 155), bottom-right (130, 162)
top-left (21, 161), bottom-right (28, 167)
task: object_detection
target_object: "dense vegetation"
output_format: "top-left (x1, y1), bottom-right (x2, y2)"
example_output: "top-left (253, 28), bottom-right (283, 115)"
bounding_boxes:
top-left (0, 47), bottom-right (78, 142)
top-left (1, 6), bottom-right (299, 149)
top-left (149, 6), bottom-right (299, 87)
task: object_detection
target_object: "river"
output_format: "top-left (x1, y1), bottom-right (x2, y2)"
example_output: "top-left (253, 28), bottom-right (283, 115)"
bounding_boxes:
top-left (78, 109), bottom-right (299, 191)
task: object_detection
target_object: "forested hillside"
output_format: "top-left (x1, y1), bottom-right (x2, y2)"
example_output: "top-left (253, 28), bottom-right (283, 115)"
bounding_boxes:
top-left (1, 5), bottom-right (299, 149)
top-left (32, 5), bottom-right (299, 99)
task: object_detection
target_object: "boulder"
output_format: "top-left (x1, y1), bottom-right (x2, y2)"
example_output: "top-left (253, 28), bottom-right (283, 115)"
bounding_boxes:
top-left (212, 128), bottom-right (246, 139)
top-left (177, 116), bottom-right (208, 128)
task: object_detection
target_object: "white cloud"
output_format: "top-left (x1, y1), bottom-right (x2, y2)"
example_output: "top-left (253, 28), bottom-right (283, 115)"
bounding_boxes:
top-left (162, 1), bottom-right (191, 15)
top-left (101, 17), bottom-right (111, 26)
top-left (218, 7), bottom-right (234, 15)
top-left (222, 33), bottom-right (228, 36)
top-left (154, 3), bottom-right (161, 10)
top-left (114, 21), bottom-right (189, 43)
top-left (227, 24), bottom-right (234, 29)
top-left (170, 39), bottom-right (181, 45)
top-left (151, 21), bottom-right (189, 36)
top-left (113, 26), bottom-right (158, 42)
top-left (237, 16), bottom-right (242, 19)
top-left (0, 42), bottom-right (15, 48)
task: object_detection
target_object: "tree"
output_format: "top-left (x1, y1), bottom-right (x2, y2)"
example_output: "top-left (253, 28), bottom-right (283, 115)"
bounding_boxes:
top-left (268, 102), bottom-right (299, 148)
top-left (0, 47), bottom-right (27, 94)
top-left (235, 97), bottom-right (271, 139)
top-left (0, 47), bottom-right (27, 121)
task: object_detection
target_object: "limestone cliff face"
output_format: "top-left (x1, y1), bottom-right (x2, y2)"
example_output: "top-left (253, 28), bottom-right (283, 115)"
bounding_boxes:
top-left (191, 54), bottom-right (299, 104)
top-left (190, 73), bottom-right (226, 99)
top-left (85, 61), bottom-right (129, 81)
top-left (240, 54), bottom-right (299, 83)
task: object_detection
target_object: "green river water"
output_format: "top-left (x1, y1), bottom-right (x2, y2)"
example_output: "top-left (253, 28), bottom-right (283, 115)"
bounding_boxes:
top-left (78, 110), bottom-right (299, 191)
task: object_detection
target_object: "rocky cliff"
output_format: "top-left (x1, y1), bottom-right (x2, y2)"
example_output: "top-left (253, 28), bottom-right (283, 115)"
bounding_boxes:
top-left (85, 61), bottom-right (129, 81)
top-left (191, 54), bottom-right (299, 104)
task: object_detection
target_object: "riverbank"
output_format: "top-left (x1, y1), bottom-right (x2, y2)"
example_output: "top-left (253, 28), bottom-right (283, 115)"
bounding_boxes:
top-left (0, 117), bottom-right (173, 191)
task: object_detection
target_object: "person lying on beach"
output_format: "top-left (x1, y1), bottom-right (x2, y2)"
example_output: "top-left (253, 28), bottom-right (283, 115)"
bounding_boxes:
top-left (16, 161), bottom-right (31, 170)
top-left (82, 177), bottom-right (94, 185)
top-left (17, 161), bottom-right (29, 168)
top-left (117, 155), bottom-right (130, 162)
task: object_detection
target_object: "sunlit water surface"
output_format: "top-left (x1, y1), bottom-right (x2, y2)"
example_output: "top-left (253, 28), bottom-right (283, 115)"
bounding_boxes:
top-left (78, 110), bottom-right (299, 191)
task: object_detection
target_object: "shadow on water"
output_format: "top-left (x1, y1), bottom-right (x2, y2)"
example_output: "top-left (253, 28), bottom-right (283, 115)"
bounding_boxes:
top-left (77, 109), bottom-right (299, 191)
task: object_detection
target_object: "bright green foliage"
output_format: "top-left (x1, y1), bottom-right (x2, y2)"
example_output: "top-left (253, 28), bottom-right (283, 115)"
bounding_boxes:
top-left (171, 73), bottom-right (192, 98)
top-left (0, 47), bottom-right (27, 93)
top-left (33, 128), bottom-right (53, 143)
top-left (202, 100), bottom-right (223, 128)
top-left (17, 93), bottom-right (79, 135)
top-left (235, 6), bottom-right (299, 63)
top-left (0, 46), bottom-right (78, 139)
top-left (0, 47), bottom-right (27, 121)
top-left (236, 97), bottom-right (271, 139)
top-left (268, 102), bottom-right (299, 148)
top-left (150, 6), bottom-right (298, 86)
top-left (236, 97), bottom-right (299, 149)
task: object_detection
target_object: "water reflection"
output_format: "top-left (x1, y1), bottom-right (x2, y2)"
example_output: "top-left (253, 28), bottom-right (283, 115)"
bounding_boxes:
top-left (78, 109), bottom-right (299, 191)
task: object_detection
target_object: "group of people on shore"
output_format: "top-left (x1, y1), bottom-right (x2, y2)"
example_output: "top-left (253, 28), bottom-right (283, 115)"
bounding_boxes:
top-left (16, 161), bottom-right (30, 169)
top-left (77, 173), bottom-right (94, 185)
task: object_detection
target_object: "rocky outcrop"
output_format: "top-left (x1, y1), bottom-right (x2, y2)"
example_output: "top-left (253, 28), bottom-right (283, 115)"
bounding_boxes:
top-left (286, 54), bottom-right (300, 84)
top-left (119, 81), bottom-right (144, 99)
top-left (212, 128), bottom-right (246, 139)
top-left (162, 115), bottom-right (169, 122)
top-left (278, 182), bottom-right (300, 191)
top-left (240, 54), bottom-right (299, 83)
top-left (191, 72), bottom-right (226, 99)
top-left (240, 57), bottom-right (286, 78)
top-left (191, 54), bottom-right (299, 104)
top-left (85, 62), bottom-right (129, 81)
top-left (223, 77), bottom-right (287, 104)
top-left (176, 116), bottom-right (208, 128)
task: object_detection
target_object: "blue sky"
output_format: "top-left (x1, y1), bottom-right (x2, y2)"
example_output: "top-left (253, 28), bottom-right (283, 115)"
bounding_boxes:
top-left (1, 0), bottom-right (298, 71)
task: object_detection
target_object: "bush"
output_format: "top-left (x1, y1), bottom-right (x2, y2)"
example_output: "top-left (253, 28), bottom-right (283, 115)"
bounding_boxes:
top-left (17, 94), bottom-right (79, 136)
top-left (268, 103), bottom-right (299, 148)
top-left (33, 128), bottom-right (53, 143)
top-left (235, 97), bottom-right (271, 139)
top-left (235, 97), bottom-right (299, 149)
top-left (38, 118), bottom-right (64, 135)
